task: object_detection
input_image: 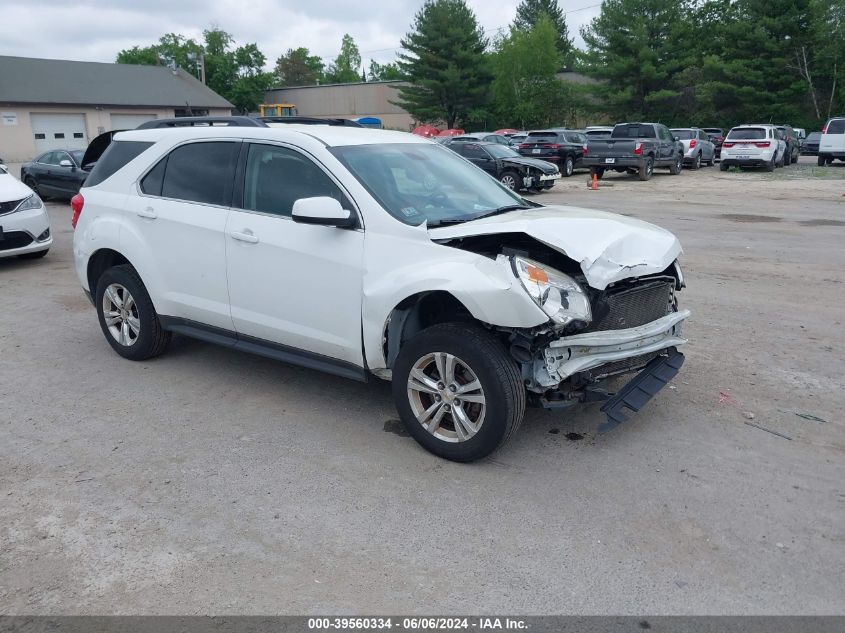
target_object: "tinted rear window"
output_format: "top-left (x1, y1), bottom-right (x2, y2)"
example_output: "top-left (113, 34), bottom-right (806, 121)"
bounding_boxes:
top-left (672, 130), bottom-right (694, 140)
top-left (527, 132), bottom-right (559, 142)
top-left (83, 141), bottom-right (153, 187)
top-left (826, 119), bottom-right (845, 134)
top-left (564, 132), bottom-right (586, 143)
top-left (160, 141), bottom-right (239, 206)
top-left (727, 128), bottom-right (766, 140)
top-left (702, 128), bottom-right (722, 135)
top-left (612, 124), bottom-right (657, 138)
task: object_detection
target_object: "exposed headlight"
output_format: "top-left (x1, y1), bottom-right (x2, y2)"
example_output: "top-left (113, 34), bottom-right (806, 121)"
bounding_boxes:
top-left (15, 193), bottom-right (43, 212)
top-left (513, 257), bottom-right (592, 326)
top-left (673, 259), bottom-right (685, 289)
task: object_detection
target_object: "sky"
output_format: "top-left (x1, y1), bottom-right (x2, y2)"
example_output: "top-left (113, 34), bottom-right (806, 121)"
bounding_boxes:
top-left (0, 0), bottom-right (602, 70)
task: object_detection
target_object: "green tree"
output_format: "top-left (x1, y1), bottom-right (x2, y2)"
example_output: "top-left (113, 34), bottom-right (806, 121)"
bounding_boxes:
top-left (513, 0), bottom-right (573, 63)
top-left (117, 28), bottom-right (272, 113)
top-left (395, 0), bottom-right (491, 128)
top-left (273, 47), bottom-right (324, 86)
top-left (324, 34), bottom-right (362, 83)
top-left (580, 0), bottom-right (693, 123)
top-left (368, 59), bottom-right (403, 81)
top-left (492, 16), bottom-right (570, 129)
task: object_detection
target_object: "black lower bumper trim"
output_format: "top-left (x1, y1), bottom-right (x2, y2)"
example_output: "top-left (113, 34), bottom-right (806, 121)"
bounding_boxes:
top-left (598, 348), bottom-right (684, 432)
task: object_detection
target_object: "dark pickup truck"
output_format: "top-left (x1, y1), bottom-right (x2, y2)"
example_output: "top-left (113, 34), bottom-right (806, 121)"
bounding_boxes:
top-left (582, 122), bottom-right (684, 181)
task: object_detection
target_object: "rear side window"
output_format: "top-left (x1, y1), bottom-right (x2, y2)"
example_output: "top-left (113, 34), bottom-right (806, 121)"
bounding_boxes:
top-left (826, 119), bottom-right (845, 134)
top-left (612, 124), bottom-right (657, 139)
top-left (727, 128), bottom-right (766, 140)
top-left (85, 141), bottom-right (153, 187)
top-left (160, 142), bottom-right (239, 206)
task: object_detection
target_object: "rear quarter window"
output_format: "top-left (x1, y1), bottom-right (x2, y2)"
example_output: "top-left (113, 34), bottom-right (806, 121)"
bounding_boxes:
top-left (826, 119), bottom-right (845, 134)
top-left (84, 141), bottom-right (153, 188)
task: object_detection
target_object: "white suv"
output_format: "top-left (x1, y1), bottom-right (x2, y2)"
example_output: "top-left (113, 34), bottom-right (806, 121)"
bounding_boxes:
top-left (818, 117), bottom-right (845, 166)
top-left (72, 122), bottom-right (689, 461)
top-left (720, 124), bottom-right (784, 171)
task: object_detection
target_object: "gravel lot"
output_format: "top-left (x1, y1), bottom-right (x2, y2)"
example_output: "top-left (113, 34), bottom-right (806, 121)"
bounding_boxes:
top-left (1, 157), bottom-right (844, 614)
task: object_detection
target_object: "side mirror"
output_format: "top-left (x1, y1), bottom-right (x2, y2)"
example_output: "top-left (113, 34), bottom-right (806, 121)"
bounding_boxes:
top-left (59, 159), bottom-right (74, 168)
top-left (291, 196), bottom-right (355, 228)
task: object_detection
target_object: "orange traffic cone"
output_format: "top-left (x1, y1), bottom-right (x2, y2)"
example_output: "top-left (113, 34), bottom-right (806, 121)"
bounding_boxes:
top-left (591, 172), bottom-right (598, 190)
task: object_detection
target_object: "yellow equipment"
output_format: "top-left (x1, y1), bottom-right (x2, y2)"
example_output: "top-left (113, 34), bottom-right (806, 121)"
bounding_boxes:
top-left (259, 103), bottom-right (297, 117)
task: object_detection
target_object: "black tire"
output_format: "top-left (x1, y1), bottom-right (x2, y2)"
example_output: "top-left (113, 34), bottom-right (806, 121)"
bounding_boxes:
top-left (592, 167), bottom-right (605, 180)
top-left (720, 161), bottom-right (729, 172)
top-left (817, 155), bottom-right (826, 166)
top-left (776, 151), bottom-right (784, 168)
top-left (765, 155), bottom-right (775, 172)
top-left (691, 152), bottom-right (701, 170)
top-left (95, 264), bottom-right (171, 361)
top-left (392, 323), bottom-right (525, 462)
top-left (639, 157), bottom-right (654, 180)
top-left (670, 154), bottom-right (683, 175)
top-left (791, 149), bottom-right (799, 164)
top-left (499, 170), bottom-right (520, 190)
top-left (563, 156), bottom-right (575, 177)
top-left (18, 249), bottom-right (49, 260)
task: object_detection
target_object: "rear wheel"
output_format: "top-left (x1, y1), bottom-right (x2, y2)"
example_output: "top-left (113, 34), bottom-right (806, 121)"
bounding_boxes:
top-left (765, 155), bottom-right (775, 172)
top-left (499, 170), bottom-right (520, 190)
top-left (392, 323), bottom-right (525, 462)
top-left (817, 155), bottom-right (828, 166)
top-left (639, 157), bottom-right (654, 180)
top-left (95, 264), bottom-right (171, 361)
top-left (691, 153), bottom-right (701, 170)
top-left (563, 156), bottom-right (574, 177)
top-left (720, 161), bottom-right (729, 172)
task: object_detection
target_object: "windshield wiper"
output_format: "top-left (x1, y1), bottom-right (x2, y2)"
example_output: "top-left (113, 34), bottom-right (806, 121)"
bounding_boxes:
top-left (430, 204), bottom-right (531, 226)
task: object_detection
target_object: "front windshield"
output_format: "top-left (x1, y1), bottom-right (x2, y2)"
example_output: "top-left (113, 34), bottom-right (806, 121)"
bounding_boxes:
top-left (486, 144), bottom-right (521, 159)
top-left (330, 142), bottom-right (526, 227)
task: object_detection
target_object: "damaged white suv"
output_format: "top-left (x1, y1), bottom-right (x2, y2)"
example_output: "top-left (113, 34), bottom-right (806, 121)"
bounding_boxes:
top-left (72, 120), bottom-right (689, 462)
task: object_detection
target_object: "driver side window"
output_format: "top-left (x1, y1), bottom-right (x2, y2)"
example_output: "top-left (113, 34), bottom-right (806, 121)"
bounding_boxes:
top-left (242, 144), bottom-right (351, 217)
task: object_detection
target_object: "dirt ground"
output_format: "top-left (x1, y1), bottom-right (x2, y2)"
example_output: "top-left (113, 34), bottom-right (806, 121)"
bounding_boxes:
top-left (1, 157), bottom-right (844, 614)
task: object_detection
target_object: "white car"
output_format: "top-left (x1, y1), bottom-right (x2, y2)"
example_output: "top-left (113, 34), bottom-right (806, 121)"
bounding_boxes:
top-left (72, 122), bottom-right (689, 462)
top-left (818, 117), bottom-right (845, 166)
top-left (670, 128), bottom-right (716, 169)
top-left (720, 124), bottom-right (784, 171)
top-left (0, 164), bottom-right (51, 260)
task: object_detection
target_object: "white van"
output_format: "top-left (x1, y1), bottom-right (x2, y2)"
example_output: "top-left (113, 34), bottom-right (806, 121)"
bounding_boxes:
top-left (818, 117), bottom-right (845, 166)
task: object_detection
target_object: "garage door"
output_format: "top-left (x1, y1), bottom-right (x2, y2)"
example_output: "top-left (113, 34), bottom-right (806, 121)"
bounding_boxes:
top-left (110, 113), bottom-right (157, 131)
top-left (30, 113), bottom-right (88, 154)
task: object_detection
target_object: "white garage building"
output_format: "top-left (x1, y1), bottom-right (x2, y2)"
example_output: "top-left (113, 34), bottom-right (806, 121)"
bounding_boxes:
top-left (0, 55), bottom-right (233, 162)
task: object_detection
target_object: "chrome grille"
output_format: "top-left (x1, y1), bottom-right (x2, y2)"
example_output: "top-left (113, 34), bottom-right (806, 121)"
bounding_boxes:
top-left (0, 198), bottom-right (25, 215)
top-left (587, 280), bottom-right (672, 332)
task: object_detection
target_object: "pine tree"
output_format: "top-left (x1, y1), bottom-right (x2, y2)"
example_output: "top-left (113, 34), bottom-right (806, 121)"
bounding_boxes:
top-left (394, 0), bottom-right (491, 128)
top-left (513, 0), bottom-right (572, 63)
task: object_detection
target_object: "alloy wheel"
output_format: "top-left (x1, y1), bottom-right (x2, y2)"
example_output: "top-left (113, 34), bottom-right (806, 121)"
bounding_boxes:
top-left (500, 174), bottom-right (517, 189)
top-left (406, 352), bottom-right (486, 442)
top-left (102, 283), bottom-right (140, 346)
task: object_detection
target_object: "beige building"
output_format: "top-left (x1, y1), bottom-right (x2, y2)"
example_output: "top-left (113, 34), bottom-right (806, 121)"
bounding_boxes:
top-left (0, 55), bottom-right (233, 162)
top-left (265, 80), bottom-right (414, 131)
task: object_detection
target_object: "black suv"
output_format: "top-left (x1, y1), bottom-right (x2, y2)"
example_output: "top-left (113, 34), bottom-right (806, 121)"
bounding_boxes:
top-left (449, 142), bottom-right (560, 192)
top-left (516, 129), bottom-right (587, 177)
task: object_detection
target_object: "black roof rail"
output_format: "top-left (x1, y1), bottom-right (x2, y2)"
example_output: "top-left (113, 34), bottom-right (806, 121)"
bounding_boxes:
top-left (136, 116), bottom-right (267, 129)
top-left (258, 116), bottom-right (363, 127)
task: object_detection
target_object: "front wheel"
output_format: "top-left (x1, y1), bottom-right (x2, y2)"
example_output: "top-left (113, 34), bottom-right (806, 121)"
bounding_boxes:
top-left (499, 170), bottom-right (520, 190)
top-left (563, 156), bottom-right (575, 177)
top-left (392, 323), bottom-right (525, 462)
top-left (95, 264), bottom-right (171, 361)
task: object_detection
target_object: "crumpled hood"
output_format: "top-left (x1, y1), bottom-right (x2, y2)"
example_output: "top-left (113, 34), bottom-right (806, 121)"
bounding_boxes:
top-left (0, 171), bottom-right (35, 204)
top-left (428, 205), bottom-right (682, 290)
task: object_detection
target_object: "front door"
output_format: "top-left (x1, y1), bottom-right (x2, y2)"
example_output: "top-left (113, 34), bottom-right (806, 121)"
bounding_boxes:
top-left (225, 142), bottom-right (365, 367)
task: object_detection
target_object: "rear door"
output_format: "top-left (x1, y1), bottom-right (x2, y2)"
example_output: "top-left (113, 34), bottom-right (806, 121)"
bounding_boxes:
top-left (125, 140), bottom-right (239, 330)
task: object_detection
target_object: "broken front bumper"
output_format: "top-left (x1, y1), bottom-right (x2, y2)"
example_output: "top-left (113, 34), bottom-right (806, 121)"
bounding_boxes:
top-left (540, 309), bottom-right (690, 385)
